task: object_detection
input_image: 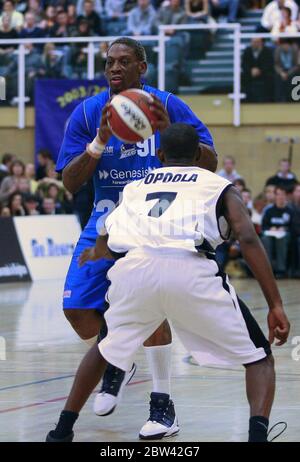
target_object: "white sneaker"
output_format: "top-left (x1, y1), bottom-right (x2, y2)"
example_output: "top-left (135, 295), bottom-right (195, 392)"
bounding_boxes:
top-left (93, 363), bottom-right (136, 416)
top-left (139, 392), bottom-right (179, 440)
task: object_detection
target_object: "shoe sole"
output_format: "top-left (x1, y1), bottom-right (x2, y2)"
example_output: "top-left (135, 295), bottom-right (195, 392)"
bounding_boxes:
top-left (94, 363), bottom-right (137, 417)
top-left (139, 427), bottom-right (180, 440)
top-left (46, 431), bottom-right (74, 442)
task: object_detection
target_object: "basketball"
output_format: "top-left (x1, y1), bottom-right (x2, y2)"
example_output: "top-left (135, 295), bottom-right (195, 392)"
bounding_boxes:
top-left (107, 89), bottom-right (158, 143)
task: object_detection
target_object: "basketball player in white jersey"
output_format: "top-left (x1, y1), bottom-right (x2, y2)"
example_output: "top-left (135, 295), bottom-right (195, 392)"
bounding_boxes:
top-left (47, 123), bottom-right (290, 442)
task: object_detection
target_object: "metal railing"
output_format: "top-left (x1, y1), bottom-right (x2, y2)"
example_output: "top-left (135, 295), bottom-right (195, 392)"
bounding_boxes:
top-left (0, 28), bottom-right (300, 129)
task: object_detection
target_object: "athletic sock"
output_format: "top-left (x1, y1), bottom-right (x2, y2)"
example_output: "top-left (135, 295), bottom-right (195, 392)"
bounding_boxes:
top-left (52, 410), bottom-right (79, 438)
top-left (144, 344), bottom-right (172, 396)
top-left (248, 416), bottom-right (269, 442)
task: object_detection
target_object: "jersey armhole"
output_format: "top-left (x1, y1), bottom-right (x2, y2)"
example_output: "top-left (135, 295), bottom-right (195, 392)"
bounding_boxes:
top-left (216, 184), bottom-right (233, 240)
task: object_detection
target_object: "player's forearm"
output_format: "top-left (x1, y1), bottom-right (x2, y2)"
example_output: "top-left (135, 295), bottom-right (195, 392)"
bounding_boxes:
top-left (62, 151), bottom-right (98, 194)
top-left (199, 144), bottom-right (218, 172)
top-left (239, 234), bottom-right (283, 310)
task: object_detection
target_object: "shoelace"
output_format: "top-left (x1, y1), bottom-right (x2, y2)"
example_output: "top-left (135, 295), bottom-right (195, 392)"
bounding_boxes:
top-left (267, 421), bottom-right (288, 442)
top-left (100, 364), bottom-right (125, 395)
top-left (149, 400), bottom-right (169, 423)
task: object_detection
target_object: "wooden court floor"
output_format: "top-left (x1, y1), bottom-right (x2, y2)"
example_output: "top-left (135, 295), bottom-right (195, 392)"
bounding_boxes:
top-left (0, 279), bottom-right (299, 442)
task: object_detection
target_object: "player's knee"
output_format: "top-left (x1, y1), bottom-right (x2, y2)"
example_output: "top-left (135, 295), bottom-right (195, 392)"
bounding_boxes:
top-left (63, 309), bottom-right (101, 340)
top-left (245, 354), bottom-right (275, 371)
top-left (143, 319), bottom-right (172, 346)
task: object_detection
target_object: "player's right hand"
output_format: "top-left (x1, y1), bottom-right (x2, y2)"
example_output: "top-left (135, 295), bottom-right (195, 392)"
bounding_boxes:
top-left (78, 247), bottom-right (98, 267)
top-left (267, 307), bottom-right (290, 346)
top-left (98, 102), bottom-right (112, 144)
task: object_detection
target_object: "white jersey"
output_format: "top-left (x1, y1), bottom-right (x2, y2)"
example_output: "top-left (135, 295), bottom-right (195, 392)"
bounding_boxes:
top-left (105, 166), bottom-right (232, 254)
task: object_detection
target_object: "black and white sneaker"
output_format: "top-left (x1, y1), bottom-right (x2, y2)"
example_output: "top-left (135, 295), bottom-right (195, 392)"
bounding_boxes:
top-left (93, 363), bottom-right (136, 416)
top-left (46, 430), bottom-right (74, 442)
top-left (139, 392), bottom-right (179, 440)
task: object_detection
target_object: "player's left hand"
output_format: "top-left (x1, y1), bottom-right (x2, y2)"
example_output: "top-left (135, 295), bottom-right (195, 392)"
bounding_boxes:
top-left (267, 307), bottom-right (290, 346)
top-left (78, 247), bottom-right (98, 267)
top-left (149, 94), bottom-right (170, 133)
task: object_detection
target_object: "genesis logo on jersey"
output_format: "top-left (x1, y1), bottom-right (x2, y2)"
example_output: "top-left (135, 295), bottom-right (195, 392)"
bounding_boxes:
top-left (99, 170), bottom-right (109, 180)
top-left (98, 167), bottom-right (156, 185)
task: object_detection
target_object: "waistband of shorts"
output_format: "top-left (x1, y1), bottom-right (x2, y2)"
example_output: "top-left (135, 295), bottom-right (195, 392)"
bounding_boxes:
top-left (126, 246), bottom-right (202, 258)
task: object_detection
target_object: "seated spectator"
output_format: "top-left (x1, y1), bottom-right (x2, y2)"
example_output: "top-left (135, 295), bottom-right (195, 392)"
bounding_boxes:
top-left (0, 0), bottom-right (24, 31)
top-left (95, 42), bottom-right (108, 77)
top-left (241, 188), bottom-right (253, 214)
top-left (156, 0), bottom-right (188, 36)
top-left (185, 0), bottom-right (209, 22)
top-left (19, 11), bottom-right (45, 41)
top-left (264, 184), bottom-right (276, 208)
top-left (209, 0), bottom-right (240, 23)
top-left (242, 38), bottom-right (274, 102)
top-left (251, 193), bottom-right (267, 234)
top-left (18, 177), bottom-right (31, 195)
top-left (39, 5), bottom-right (57, 31)
top-left (66, 4), bottom-right (78, 36)
top-left (41, 197), bottom-right (61, 215)
top-left (0, 12), bottom-right (18, 67)
top-left (25, 162), bottom-right (38, 193)
top-left (45, 182), bottom-right (64, 208)
top-left (35, 149), bottom-right (53, 180)
top-left (77, 0), bottom-right (103, 16)
top-left (233, 177), bottom-right (246, 192)
top-left (127, 0), bottom-right (156, 36)
top-left (7, 192), bottom-right (26, 216)
top-left (0, 153), bottom-right (15, 185)
top-left (274, 39), bottom-right (300, 102)
top-left (271, 6), bottom-right (298, 38)
top-left (42, 43), bottom-right (64, 78)
top-left (104, 0), bottom-right (128, 18)
top-left (70, 18), bottom-right (92, 78)
top-left (260, 0), bottom-right (298, 31)
top-left (77, 0), bottom-right (102, 35)
top-left (261, 186), bottom-right (293, 278)
top-left (0, 159), bottom-right (26, 205)
top-left (290, 183), bottom-right (300, 276)
top-left (217, 155), bottom-right (242, 182)
top-left (48, 10), bottom-right (70, 37)
top-left (265, 158), bottom-right (298, 192)
top-left (26, 0), bottom-right (44, 24)
top-left (23, 192), bottom-right (40, 215)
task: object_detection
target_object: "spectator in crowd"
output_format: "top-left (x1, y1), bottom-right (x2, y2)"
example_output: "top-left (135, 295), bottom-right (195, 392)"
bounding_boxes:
top-left (39, 5), bottom-right (57, 31)
top-left (18, 177), bottom-right (31, 195)
top-left (76, 0), bottom-right (103, 16)
top-left (274, 39), bottom-right (300, 102)
top-left (251, 193), bottom-right (266, 234)
top-left (242, 37), bottom-right (274, 102)
top-left (261, 186), bottom-right (293, 278)
top-left (265, 158), bottom-right (298, 192)
top-left (49, 9), bottom-right (70, 37)
top-left (0, 12), bottom-right (18, 61)
top-left (7, 191), bottom-right (26, 216)
top-left (0, 159), bottom-right (26, 204)
top-left (19, 11), bottom-right (45, 42)
top-left (94, 41), bottom-right (107, 77)
top-left (271, 6), bottom-right (298, 38)
top-left (233, 177), bottom-right (246, 192)
top-left (0, 153), bottom-right (15, 185)
top-left (42, 43), bottom-right (64, 78)
top-left (104, 0), bottom-right (128, 18)
top-left (242, 188), bottom-right (253, 213)
top-left (45, 182), bottom-right (64, 213)
top-left (0, 0), bottom-right (24, 31)
top-left (126, 0), bottom-right (156, 36)
top-left (70, 17), bottom-right (92, 78)
top-left (66, 3), bottom-right (77, 35)
top-left (209, 0), bottom-right (240, 23)
top-left (35, 149), bottom-right (53, 180)
top-left (217, 155), bottom-right (242, 182)
top-left (41, 196), bottom-right (60, 214)
top-left (26, 0), bottom-right (44, 23)
top-left (290, 183), bottom-right (300, 276)
top-left (25, 162), bottom-right (38, 192)
top-left (264, 184), bottom-right (276, 207)
top-left (156, 0), bottom-right (188, 35)
top-left (260, 0), bottom-right (298, 31)
top-left (23, 192), bottom-right (40, 215)
top-left (77, 0), bottom-right (102, 35)
top-left (185, 0), bottom-right (209, 22)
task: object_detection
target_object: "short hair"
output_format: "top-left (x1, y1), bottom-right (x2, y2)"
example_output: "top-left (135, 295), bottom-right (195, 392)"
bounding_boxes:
top-left (275, 186), bottom-right (287, 194)
top-left (108, 37), bottom-right (147, 62)
top-left (37, 149), bottom-right (52, 160)
top-left (280, 158), bottom-right (290, 163)
top-left (242, 188), bottom-right (252, 194)
top-left (1, 153), bottom-right (14, 165)
top-left (223, 155), bottom-right (235, 164)
top-left (282, 6), bottom-right (292, 17)
top-left (160, 123), bottom-right (199, 161)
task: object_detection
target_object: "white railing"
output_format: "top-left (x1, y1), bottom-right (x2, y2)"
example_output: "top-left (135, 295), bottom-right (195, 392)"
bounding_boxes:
top-left (1, 29), bottom-right (300, 129)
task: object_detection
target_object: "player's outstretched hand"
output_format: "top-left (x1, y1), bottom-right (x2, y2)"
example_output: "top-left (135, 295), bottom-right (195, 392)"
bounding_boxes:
top-left (98, 102), bottom-right (112, 144)
top-left (149, 94), bottom-right (170, 133)
top-left (267, 307), bottom-right (290, 346)
top-left (78, 247), bottom-right (98, 267)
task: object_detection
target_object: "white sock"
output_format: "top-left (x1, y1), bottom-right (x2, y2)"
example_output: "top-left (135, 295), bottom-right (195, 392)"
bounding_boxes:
top-left (144, 343), bottom-right (172, 396)
top-left (84, 335), bottom-right (98, 347)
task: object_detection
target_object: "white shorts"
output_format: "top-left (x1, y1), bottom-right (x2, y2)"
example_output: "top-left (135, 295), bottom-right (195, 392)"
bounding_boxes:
top-left (99, 248), bottom-right (267, 372)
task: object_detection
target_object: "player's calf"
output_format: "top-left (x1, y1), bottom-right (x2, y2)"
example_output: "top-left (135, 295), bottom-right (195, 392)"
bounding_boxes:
top-left (63, 308), bottom-right (102, 342)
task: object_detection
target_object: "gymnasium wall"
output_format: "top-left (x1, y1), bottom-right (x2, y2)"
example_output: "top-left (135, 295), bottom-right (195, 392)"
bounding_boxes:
top-left (1, 97), bottom-right (300, 196)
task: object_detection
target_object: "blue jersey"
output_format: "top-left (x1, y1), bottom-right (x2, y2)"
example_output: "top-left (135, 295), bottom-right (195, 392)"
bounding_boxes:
top-left (56, 84), bottom-right (214, 240)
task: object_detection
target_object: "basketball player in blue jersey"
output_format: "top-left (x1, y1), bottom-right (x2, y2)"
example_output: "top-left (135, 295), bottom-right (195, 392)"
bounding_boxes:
top-left (56, 37), bottom-right (217, 439)
top-left (47, 124), bottom-right (289, 443)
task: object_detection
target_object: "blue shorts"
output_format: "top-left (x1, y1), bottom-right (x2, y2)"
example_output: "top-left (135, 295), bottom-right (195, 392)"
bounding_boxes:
top-left (63, 213), bottom-right (115, 313)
